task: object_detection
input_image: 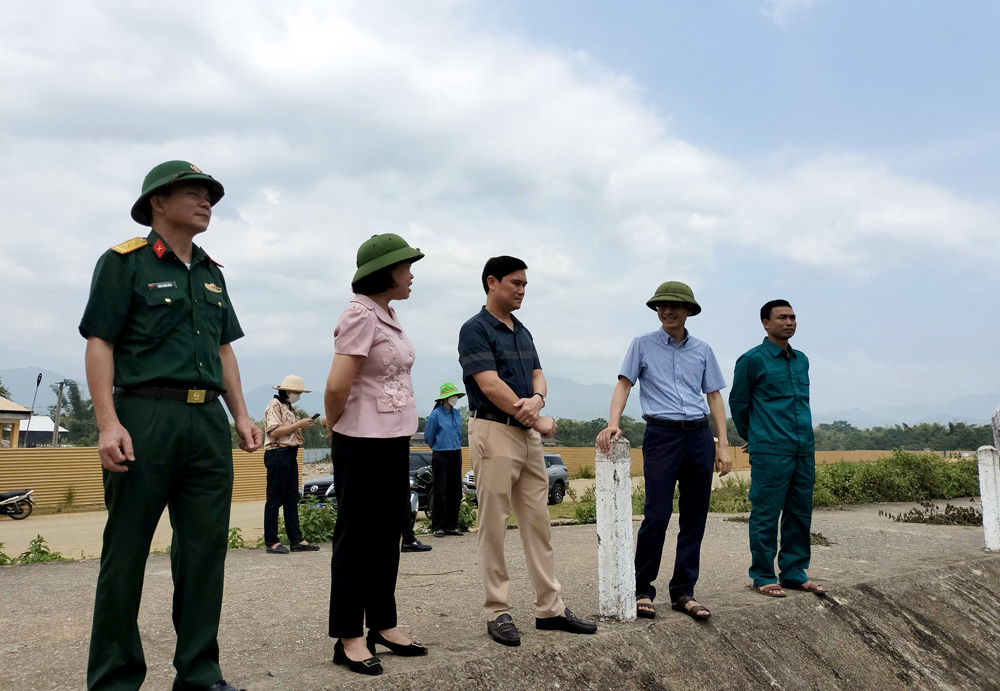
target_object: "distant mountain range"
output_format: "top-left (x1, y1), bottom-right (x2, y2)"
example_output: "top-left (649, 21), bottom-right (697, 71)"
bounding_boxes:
top-left (3, 343), bottom-right (997, 426)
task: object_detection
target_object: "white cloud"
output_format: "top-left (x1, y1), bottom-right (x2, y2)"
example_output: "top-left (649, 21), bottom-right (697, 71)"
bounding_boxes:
top-left (760, 0), bottom-right (829, 26)
top-left (1, 0), bottom-right (997, 409)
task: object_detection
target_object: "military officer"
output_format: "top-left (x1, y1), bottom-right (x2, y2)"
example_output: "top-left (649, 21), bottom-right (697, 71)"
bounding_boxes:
top-left (80, 160), bottom-right (262, 691)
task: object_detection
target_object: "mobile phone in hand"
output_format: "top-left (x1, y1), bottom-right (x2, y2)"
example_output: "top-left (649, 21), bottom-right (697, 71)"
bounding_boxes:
top-left (311, 413), bottom-right (321, 420)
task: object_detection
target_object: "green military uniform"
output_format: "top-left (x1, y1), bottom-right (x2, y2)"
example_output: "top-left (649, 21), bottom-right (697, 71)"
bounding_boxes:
top-left (729, 337), bottom-right (815, 588)
top-left (80, 162), bottom-right (242, 691)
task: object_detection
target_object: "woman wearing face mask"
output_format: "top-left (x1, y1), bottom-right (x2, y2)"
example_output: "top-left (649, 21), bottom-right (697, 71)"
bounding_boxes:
top-left (324, 233), bottom-right (426, 676)
top-left (423, 383), bottom-right (466, 538)
top-left (263, 375), bottom-right (320, 554)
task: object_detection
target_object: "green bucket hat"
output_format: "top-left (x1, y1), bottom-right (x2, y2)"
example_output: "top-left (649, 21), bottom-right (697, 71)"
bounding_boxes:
top-left (434, 382), bottom-right (465, 401)
top-left (131, 160), bottom-right (225, 226)
top-left (352, 233), bottom-right (425, 284)
top-left (646, 281), bottom-right (702, 316)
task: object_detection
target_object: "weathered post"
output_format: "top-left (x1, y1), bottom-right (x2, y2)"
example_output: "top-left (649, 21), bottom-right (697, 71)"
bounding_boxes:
top-left (977, 407), bottom-right (1000, 552)
top-left (596, 437), bottom-right (636, 620)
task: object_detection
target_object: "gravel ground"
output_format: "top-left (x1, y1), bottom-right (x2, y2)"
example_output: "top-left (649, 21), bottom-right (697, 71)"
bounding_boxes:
top-left (0, 498), bottom-right (992, 690)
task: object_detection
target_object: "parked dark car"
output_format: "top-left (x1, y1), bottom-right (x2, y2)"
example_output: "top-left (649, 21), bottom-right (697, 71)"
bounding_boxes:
top-left (462, 453), bottom-right (568, 505)
top-left (301, 474), bottom-right (334, 499)
top-left (303, 451), bottom-right (434, 510)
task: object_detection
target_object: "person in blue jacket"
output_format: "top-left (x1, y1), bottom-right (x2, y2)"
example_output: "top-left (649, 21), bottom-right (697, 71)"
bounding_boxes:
top-left (424, 382), bottom-right (465, 538)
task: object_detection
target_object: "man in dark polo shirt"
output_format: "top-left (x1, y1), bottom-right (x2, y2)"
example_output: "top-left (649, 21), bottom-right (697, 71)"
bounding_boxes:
top-left (458, 255), bottom-right (596, 647)
top-left (80, 161), bottom-right (261, 691)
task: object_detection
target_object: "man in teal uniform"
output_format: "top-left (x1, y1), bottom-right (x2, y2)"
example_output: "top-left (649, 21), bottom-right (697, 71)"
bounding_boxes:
top-left (80, 161), bottom-right (262, 691)
top-left (729, 300), bottom-right (826, 598)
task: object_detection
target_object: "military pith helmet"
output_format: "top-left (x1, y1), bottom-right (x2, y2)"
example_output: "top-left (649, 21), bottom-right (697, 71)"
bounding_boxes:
top-left (646, 281), bottom-right (702, 316)
top-left (131, 160), bottom-right (225, 226)
top-left (434, 382), bottom-right (465, 401)
top-left (352, 233), bottom-right (425, 284)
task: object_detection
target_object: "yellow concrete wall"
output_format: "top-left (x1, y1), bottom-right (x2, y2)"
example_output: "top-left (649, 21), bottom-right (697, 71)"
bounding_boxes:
top-left (0, 447), bottom-right (301, 508)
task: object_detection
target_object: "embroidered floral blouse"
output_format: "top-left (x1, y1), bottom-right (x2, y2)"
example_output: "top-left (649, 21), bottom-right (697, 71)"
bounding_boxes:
top-left (263, 397), bottom-right (303, 450)
top-left (332, 294), bottom-right (418, 439)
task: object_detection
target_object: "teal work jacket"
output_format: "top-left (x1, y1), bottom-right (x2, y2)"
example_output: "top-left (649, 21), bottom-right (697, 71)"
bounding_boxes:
top-left (729, 338), bottom-right (814, 456)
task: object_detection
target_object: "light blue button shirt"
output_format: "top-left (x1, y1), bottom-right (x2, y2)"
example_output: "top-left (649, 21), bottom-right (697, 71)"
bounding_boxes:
top-left (423, 404), bottom-right (463, 451)
top-left (619, 329), bottom-right (726, 421)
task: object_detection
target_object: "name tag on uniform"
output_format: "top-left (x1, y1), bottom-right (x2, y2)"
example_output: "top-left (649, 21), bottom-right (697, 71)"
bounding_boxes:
top-left (147, 281), bottom-right (177, 290)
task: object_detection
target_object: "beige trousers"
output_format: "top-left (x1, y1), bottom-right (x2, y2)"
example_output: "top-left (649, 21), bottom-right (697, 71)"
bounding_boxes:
top-left (469, 417), bottom-right (565, 621)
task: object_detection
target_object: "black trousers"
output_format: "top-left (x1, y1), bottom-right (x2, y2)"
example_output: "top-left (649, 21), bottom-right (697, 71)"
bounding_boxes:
top-left (430, 449), bottom-right (463, 532)
top-left (634, 424), bottom-right (715, 602)
top-left (329, 432), bottom-right (409, 639)
top-left (263, 446), bottom-right (303, 546)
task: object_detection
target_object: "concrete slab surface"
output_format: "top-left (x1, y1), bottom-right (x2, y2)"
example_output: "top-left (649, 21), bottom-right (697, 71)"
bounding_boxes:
top-left (0, 498), bottom-right (995, 690)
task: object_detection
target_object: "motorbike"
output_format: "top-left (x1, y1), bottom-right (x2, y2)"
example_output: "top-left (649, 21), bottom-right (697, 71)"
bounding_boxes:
top-left (0, 489), bottom-right (34, 520)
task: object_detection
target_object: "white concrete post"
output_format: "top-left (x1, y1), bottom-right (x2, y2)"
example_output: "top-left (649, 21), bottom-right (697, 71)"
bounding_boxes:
top-left (977, 446), bottom-right (1000, 552)
top-left (596, 437), bottom-right (636, 621)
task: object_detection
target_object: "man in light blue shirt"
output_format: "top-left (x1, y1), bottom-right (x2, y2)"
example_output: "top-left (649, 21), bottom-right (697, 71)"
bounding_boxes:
top-left (597, 281), bottom-right (731, 621)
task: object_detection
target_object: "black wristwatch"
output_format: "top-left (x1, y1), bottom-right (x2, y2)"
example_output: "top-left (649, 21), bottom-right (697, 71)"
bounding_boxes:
top-left (532, 392), bottom-right (545, 404)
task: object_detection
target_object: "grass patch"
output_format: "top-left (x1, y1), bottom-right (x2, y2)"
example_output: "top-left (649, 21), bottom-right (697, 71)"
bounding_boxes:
top-left (709, 476), bottom-right (752, 513)
top-left (256, 499), bottom-right (339, 547)
top-left (810, 531), bottom-right (832, 546)
top-left (879, 500), bottom-right (982, 526)
top-left (724, 515), bottom-right (750, 523)
top-left (576, 464), bottom-right (594, 479)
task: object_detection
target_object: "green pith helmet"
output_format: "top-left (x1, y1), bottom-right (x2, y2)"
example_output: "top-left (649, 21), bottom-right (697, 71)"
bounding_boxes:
top-left (352, 233), bottom-right (425, 284)
top-left (131, 160), bottom-right (225, 226)
top-left (434, 382), bottom-right (465, 401)
top-left (646, 280), bottom-right (702, 316)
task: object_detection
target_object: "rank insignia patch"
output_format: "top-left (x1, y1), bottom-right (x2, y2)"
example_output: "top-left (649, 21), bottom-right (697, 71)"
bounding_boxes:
top-left (205, 283), bottom-right (222, 293)
top-left (153, 239), bottom-right (166, 258)
top-left (111, 237), bottom-right (148, 254)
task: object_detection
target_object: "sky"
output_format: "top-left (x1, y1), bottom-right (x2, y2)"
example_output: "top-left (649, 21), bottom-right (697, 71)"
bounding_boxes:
top-left (0, 0), bottom-right (997, 415)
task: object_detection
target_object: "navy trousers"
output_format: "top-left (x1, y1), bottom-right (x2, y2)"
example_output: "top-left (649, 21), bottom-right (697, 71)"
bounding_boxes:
top-left (634, 424), bottom-right (715, 602)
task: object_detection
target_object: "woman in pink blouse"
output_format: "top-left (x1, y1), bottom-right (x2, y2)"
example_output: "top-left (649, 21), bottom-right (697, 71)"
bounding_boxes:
top-left (323, 233), bottom-right (427, 676)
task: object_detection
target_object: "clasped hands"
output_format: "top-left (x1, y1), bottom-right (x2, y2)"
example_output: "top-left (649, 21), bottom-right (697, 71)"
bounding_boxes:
top-left (512, 395), bottom-right (557, 438)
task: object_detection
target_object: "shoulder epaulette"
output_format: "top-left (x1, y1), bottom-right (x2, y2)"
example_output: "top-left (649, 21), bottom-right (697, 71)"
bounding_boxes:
top-left (111, 237), bottom-right (148, 254)
top-left (204, 253), bottom-right (224, 268)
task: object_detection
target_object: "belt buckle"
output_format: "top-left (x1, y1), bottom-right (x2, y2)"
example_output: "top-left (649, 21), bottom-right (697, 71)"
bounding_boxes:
top-left (186, 389), bottom-right (207, 404)
top-left (682, 419), bottom-right (696, 430)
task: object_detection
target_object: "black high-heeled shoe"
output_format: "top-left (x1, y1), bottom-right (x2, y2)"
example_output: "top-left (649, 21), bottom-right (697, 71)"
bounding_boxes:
top-left (366, 629), bottom-right (428, 657)
top-left (333, 639), bottom-right (383, 675)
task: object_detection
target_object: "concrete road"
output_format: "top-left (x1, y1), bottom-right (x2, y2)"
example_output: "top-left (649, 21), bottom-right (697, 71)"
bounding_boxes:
top-left (0, 497), bottom-right (993, 690)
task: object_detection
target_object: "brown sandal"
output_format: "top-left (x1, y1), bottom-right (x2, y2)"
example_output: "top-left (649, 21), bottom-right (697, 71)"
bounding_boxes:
top-left (783, 581), bottom-right (826, 596)
top-left (671, 595), bottom-right (711, 619)
top-left (636, 598), bottom-right (655, 619)
top-left (749, 583), bottom-right (787, 598)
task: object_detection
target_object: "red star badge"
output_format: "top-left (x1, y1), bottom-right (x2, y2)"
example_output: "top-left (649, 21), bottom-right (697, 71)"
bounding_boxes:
top-left (153, 239), bottom-right (166, 258)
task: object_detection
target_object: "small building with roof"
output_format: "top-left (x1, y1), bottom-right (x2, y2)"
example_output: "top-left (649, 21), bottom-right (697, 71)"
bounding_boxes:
top-left (0, 396), bottom-right (32, 449)
top-left (17, 416), bottom-right (69, 447)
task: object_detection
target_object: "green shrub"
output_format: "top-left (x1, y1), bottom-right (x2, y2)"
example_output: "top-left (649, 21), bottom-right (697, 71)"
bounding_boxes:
top-left (577, 464), bottom-right (594, 479)
top-left (16, 535), bottom-right (69, 563)
top-left (457, 494), bottom-right (477, 531)
top-left (813, 450), bottom-right (979, 506)
top-left (708, 476), bottom-right (752, 513)
top-left (631, 482), bottom-right (645, 515)
top-left (565, 485), bottom-right (578, 502)
top-left (297, 500), bottom-right (338, 543)
top-left (0, 542), bottom-right (12, 566)
top-left (227, 527), bottom-right (246, 549)
top-left (574, 501), bottom-right (597, 524)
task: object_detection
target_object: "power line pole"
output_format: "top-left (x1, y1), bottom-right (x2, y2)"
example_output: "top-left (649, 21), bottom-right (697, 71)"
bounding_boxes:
top-left (52, 380), bottom-right (66, 447)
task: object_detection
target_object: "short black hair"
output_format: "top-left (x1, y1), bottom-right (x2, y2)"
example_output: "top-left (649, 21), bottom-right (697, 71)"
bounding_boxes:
top-left (481, 256), bottom-right (528, 294)
top-left (352, 262), bottom-right (406, 295)
top-left (760, 299), bottom-right (792, 321)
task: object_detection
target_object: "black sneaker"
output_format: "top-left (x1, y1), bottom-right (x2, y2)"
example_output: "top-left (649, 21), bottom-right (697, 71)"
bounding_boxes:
top-left (535, 607), bottom-right (597, 634)
top-left (401, 539), bottom-right (432, 552)
top-left (266, 544), bottom-right (289, 554)
top-left (434, 530), bottom-right (446, 538)
top-left (443, 529), bottom-right (463, 536)
top-left (290, 542), bottom-right (321, 552)
top-left (487, 613), bottom-right (521, 646)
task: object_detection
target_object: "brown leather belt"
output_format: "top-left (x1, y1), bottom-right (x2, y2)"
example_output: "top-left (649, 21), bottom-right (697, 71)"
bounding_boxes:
top-left (113, 386), bottom-right (221, 404)
top-left (471, 409), bottom-right (528, 429)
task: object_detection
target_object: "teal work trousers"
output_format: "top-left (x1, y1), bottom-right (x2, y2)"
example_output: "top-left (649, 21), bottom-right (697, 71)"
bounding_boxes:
top-left (87, 395), bottom-right (233, 691)
top-left (748, 453), bottom-right (815, 587)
